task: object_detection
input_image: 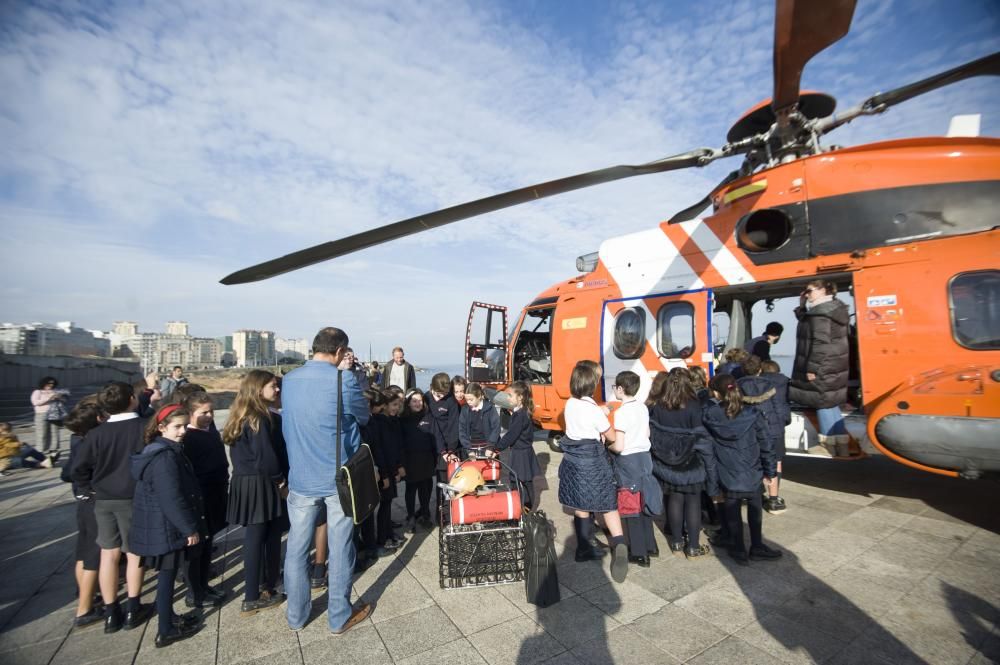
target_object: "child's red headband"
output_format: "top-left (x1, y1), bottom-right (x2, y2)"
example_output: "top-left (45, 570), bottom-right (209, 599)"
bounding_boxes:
top-left (156, 404), bottom-right (182, 423)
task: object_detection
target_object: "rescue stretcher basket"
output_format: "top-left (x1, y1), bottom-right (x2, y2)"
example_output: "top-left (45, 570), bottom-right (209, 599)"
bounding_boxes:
top-left (438, 453), bottom-right (527, 590)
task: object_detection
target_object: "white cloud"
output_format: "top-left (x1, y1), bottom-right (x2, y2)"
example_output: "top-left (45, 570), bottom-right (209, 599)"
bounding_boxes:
top-left (0, 0), bottom-right (997, 364)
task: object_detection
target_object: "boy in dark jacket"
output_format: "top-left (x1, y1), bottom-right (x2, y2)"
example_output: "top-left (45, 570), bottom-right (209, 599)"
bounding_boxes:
top-left (738, 356), bottom-right (792, 513)
top-left (71, 382), bottom-right (150, 633)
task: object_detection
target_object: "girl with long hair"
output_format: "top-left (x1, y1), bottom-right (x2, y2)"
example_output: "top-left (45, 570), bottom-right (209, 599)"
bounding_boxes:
top-left (223, 370), bottom-right (287, 616)
top-left (494, 381), bottom-right (541, 509)
top-left (702, 374), bottom-right (781, 564)
top-left (400, 390), bottom-right (436, 531)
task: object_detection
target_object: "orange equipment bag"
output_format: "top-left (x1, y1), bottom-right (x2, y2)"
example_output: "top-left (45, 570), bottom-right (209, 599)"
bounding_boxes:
top-left (450, 490), bottom-right (522, 524)
top-left (448, 458), bottom-right (501, 482)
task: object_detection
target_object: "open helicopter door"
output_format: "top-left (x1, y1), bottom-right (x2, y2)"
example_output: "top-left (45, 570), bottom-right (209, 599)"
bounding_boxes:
top-left (600, 289), bottom-right (714, 402)
top-left (465, 302), bottom-right (509, 386)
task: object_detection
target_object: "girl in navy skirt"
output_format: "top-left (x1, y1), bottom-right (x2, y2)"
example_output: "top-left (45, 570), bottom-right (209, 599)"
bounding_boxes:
top-left (130, 405), bottom-right (203, 647)
top-left (702, 374), bottom-right (781, 564)
top-left (222, 371), bottom-right (287, 616)
top-left (493, 381), bottom-right (540, 509)
top-left (180, 392), bottom-right (228, 608)
top-left (558, 363), bottom-right (628, 583)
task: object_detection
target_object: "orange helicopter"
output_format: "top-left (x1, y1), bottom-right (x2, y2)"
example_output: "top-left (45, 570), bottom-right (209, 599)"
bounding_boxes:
top-left (223, 0), bottom-right (1000, 479)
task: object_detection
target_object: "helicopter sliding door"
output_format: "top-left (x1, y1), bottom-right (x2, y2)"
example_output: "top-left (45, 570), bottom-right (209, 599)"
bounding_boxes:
top-left (600, 289), bottom-right (714, 402)
top-left (465, 302), bottom-right (509, 386)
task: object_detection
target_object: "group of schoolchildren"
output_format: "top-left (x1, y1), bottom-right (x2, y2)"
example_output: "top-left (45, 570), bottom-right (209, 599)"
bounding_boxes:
top-left (557, 354), bottom-right (790, 584)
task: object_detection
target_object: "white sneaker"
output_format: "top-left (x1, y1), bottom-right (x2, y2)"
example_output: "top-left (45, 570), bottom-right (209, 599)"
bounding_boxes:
top-left (40, 457), bottom-right (53, 469)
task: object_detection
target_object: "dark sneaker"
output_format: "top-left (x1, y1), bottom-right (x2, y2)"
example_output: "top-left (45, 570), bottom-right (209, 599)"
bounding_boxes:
top-left (728, 547), bottom-right (750, 566)
top-left (310, 562), bottom-right (328, 589)
top-left (73, 607), bottom-right (103, 630)
top-left (155, 622), bottom-right (201, 648)
top-left (765, 496), bottom-right (787, 513)
top-left (404, 517), bottom-right (416, 534)
top-left (185, 593), bottom-right (223, 608)
top-left (749, 544), bottom-right (783, 561)
top-left (123, 604), bottom-right (152, 630)
top-left (685, 544), bottom-right (712, 559)
top-left (610, 543), bottom-right (629, 583)
top-left (240, 590), bottom-right (285, 617)
top-left (171, 612), bottom-right (201, 628)
top-left (203, 586), bottom-right (226, 602)
top-left (668, 539), bottom-right (685, 554)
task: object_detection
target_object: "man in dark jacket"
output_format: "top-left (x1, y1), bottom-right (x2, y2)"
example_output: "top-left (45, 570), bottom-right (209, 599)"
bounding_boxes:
top-left (380, 347), bottom-right (416, 392)
top-left (71, 382), bottom-right (150, 633)
top-left (788, 281), bottom-right (851, 457)
top-left (744, 322), bottom-right (783, 361)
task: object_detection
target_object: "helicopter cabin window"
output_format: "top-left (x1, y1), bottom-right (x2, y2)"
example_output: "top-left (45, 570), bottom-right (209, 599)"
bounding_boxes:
top-left (950, 271), bottom-right (1000, 350)
top-left (613, 307), bottom-right (645, 359)
top-left (512, 307), bottom-right (554, 384)
top-left (657, 303), bottom-right (695, 359)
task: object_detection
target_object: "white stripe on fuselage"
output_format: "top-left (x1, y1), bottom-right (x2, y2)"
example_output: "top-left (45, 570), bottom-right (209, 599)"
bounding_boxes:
top-left (678, 219), bottom-right (755, 285)
top-left (599, 228), bottom-right (704, 295)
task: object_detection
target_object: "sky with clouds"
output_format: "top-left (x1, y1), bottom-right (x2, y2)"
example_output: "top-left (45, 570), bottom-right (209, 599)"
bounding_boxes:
top-left (1, 0), bottom-right (997, 365)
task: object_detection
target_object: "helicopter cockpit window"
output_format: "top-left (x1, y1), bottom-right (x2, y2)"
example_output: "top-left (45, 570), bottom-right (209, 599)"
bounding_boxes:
top-left (613, 308), bottom-right (646, 359)
top-left (950, 271), bottom-right (1000, 350)
top-left (658, 303), bottom-right (695, 359)
top-left (513, 307), bottom-right (554, 384)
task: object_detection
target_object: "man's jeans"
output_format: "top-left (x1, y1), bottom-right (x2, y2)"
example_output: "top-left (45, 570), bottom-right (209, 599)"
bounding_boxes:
top-left (816, 405), bottom-right (848, 436)
top-left (285, 492), bottom-right (355, 631)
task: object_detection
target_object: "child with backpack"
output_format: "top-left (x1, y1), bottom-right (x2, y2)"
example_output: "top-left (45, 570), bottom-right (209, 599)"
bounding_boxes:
top-left (738, 357), bottom-right (792, 513)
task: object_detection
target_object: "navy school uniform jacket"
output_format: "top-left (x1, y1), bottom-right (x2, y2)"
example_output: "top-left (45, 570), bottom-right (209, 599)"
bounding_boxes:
top-left (738, 373), bottom-right (791, 457)
top-left (701, 399), bottom-right (776, 494)
top-left (130, 438), bottom-right (205, 557)
top-left (230, 417), bottom-right (286, 482)
top-left (72, 416), bottom-right (148, 500)
top-left (424, 391), bottom-right (460, 457)
top-left (401, 411), bottom-right (437, 482)
top-left (182, 423), bottom-right (230, 533)
top-left (648, 411), bottom-right (720, 497)
top-left (458, 399), bottom-right (500, 451)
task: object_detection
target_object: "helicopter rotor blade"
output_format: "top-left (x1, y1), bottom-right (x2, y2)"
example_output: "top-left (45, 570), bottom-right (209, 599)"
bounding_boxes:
top-left (772, 0), bottom-right (857, 118)
top-left (816, 51), bottom-right (1000, 135)
top-left (220, 148), bottom-right (719, 284)
top-left (666, 170), bottom-right (740, 225)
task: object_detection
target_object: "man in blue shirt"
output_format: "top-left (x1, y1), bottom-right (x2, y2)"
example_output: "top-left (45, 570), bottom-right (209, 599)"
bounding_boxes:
top-left (282, 327), bottom-right (372, 634)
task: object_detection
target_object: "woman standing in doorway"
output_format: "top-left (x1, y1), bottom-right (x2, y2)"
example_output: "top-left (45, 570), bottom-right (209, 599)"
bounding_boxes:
top-left (789, 279), bottom-right (851, 457)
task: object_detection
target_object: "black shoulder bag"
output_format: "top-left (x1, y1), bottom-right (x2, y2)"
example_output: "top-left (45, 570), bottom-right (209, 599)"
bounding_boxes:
top-left (335, 369), bottom-right (381, 525)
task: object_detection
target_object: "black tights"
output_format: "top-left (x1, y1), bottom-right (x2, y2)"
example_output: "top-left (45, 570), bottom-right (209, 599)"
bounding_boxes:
top-left (405, 479), bottom-right (432, 519)
top-left (183, 538), bottom-right (209, 600)
top-left (724, 494), bottom-right (764, 551)
top-left (243, 519), bottom-right (281, 601)
top-left (156, 566), bottom-right (177, 636)
top-left (666, 492), bottom-right (703, 548)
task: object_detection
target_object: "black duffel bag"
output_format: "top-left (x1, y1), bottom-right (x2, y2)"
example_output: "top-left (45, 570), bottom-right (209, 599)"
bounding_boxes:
top-left (336, 370), bottom-right (380, 525)
top-left (523, 508), bottom-right (560, 607)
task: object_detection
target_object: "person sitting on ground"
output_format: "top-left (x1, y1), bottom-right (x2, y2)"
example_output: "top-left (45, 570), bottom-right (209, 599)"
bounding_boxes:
top-left (458, 382), bottom-right (499, 457)
top-left (1, 422), bottom-right (53, 474)
top-left (744, 322), bottom-right (784, 362)
top-left (71, 381), bottom-right (150, 633)
top-left (60, 399), bottom-right (105, 629)
top-left (702, 374), bottom-right (781, 564)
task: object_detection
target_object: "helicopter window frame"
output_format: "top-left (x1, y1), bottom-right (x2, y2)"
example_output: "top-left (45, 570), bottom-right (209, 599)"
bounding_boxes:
top-left (949, 270), bottom-right (1000, 351)
top-left (657, 302), bottom-right (696, 359)
top-left (612, 307), bottom-right (646, 360)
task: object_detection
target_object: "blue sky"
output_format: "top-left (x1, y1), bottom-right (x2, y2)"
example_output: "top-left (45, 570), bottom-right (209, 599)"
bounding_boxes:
top-left (1, 0), bottom-right (998, 364)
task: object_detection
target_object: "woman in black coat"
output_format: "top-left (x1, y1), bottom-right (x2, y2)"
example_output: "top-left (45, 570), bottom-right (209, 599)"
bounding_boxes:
top-left (788, 279), bottom-right (851, 455)
top-left (130, 405), bottom-right (203, 647)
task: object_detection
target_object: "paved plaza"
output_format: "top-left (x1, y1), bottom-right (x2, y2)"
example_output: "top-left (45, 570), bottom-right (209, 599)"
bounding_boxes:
top-left (2, 438), bottom-right (999, 665)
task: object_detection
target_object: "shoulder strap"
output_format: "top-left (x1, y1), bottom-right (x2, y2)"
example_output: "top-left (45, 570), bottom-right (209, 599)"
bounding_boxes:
top-left (336, 369), bottom-right (342, 469)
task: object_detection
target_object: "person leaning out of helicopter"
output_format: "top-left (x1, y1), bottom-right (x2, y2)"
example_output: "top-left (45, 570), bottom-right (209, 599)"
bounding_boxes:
top-left (788, 279), bottom-right (851, 457)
